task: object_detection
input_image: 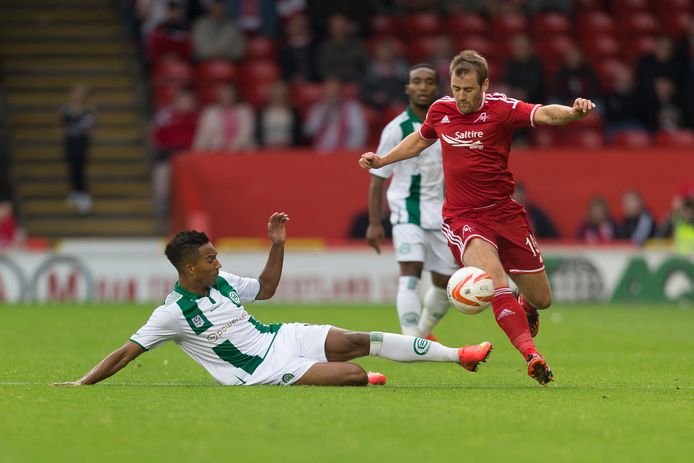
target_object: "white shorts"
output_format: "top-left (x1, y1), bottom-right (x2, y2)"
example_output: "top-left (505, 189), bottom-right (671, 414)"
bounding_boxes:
top-left (392, 224), bottom-right (458, 275)
top-left (245, 323), bottom-right (331, 386)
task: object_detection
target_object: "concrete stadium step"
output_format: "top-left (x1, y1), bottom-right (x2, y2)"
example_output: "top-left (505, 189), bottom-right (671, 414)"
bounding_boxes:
top-left (12, 126), bottom-right (143, 144)
top-left (2, 58), bottom-right (129, 73)
top-left (0, 9), bottom-right (115, 23)
top-left (9, 111), bottom-right (140, 126)
top-left (14, 162), bottom-right (150, 179)
top-left (0, 42), bottom-right (127, 57)
top-left (0, 24), bottom-right (121, 39)
top-left (23, 198), bottom-right (154, 215)
top-left (3, 75), bottom-right (135, 91)
top-left (8, 91), bottom-right (137, 108)
top-left (17, 181), bottom-right (151, 198)
top-left (25, 218), bottom-right (160, 237)
top-left (12, 145), bottom-right (147, 162)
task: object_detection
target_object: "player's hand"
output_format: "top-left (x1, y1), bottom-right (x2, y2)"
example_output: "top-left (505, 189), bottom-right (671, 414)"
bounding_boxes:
top-left (267, 212), bottom-right (289, 245)
top-left (366, 223), bottom-right (386, 254)
top-left (359, 152), bottom-right (384, 171)
top-left (571, 98), bottom-right (596, 117)
top-left (53, 381), bottom-right (82, 387)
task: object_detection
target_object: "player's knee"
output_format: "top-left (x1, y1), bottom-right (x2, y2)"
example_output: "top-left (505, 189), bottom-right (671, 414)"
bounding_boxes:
top-left (343, 364), bottom-right (368, 386)
top-left (533, 292), bottom-right (552, 310)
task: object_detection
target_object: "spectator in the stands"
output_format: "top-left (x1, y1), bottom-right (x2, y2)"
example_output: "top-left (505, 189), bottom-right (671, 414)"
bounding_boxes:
top-left (192, 0), bottom-right (245, 61)
top-left (224, 0), bottom-right (279, 37)
top-left (502, 34), bottom-right (545, 103)
top-left (552, 43), bottom-right (601, 103)
top-left (619, 190), bottom-right (655, 246)
top-left (146, 0), bottom-right (192, 63)
top-left (604, 64), bottom-right (648, 137)
top-left (648, 77), bottom-right (685, 132)
top-left (512, 182), bottom-right (558, 239)
top-left (278, 13), bottom-right (321, 82)
top-left (637, 35), bottom-right (684, 99)
top-left (150, 88), bottom-right (199, 220)
top-left (0, 200), bottom-right (19, 249)
top-left (60, 83), bottom-right (96, 215)
top-left (256, 80), bottom-right (303, 148)
top-left (359, 37), bottom-right (409, 110)
top-left (318, 14), bottom-right (369, 82)
top-left (576, 197), bottom-right (619, 244)
top-left (137, 0), bottom-right (183, 37)
top-left (658, 186), bottom-right (694, 238)
top-left (676, 17), bottom-right (694, 128)
top-left (526, 0), bottom-right (572, 14)
top-left (193, 84), bottom-right (257, 151)
top-left (304, 78), bottom-right (367, 152)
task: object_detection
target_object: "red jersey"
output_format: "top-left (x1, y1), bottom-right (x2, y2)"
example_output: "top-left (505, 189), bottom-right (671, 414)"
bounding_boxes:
top-left (419, 93), bottom-right (541, 219)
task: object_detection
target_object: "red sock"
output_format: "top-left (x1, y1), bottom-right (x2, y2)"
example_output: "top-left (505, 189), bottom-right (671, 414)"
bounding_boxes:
top-left (518, 294), bottom-right (537, 314)
top-left (492, 287), bottom-right (539, 359)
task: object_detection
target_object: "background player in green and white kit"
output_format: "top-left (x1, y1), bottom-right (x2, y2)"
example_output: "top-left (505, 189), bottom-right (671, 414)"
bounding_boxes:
top-left (367, 64), bottom-right (458, 339)
top-left (56, 213), bottom-right (492, 387)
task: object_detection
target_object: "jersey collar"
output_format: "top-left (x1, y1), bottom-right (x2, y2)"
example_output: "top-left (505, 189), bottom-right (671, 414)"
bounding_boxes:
top-left (174, 282), bottom-right (205, 301)
top-left (406, 106), bottom-right (423, 123)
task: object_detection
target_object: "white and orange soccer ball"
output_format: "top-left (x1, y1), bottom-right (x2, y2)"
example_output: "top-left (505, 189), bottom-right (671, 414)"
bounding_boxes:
top-left (446, 266), bottom-right (494, 315)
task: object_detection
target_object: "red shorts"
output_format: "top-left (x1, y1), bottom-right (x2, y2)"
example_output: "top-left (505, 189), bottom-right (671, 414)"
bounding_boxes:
top-left (441, 198), bottom-right (545, 274)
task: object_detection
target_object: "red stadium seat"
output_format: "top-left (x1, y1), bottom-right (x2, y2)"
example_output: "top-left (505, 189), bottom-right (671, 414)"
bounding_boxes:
top-left (367, 36), bottom-right (406, 58)
top-left (613, 0), bottom-right (650, 13)
top-left (659, 13), bottom-right (692, 39)
top-left (290, 83), bottom-right (324, 117)
top-left (153, 83), bottom-right (182, 109)
top-left (196, 60), bottom-right (237, 84)
top-left (446, 13), bottom-right (488, 37)
top-left (405, 35), bottom-right (440, 63)
top-left (363, 106), bottom-right (382, 147)
top-left (612, 130), bottom-right (651, 148)
top-left (660, 0), bottom-right (693, 11)
top-left (531, 13), bottom-right (572, 36)
top-left (370, 15), bottom-right (398, 36)
top-left (618, 12), bottom-right (660, 37)
top-left (195, 83), bottom-right (227, 105)
top-left (239, 59), bottom-right (280, 83)
top-left (455, 35), bottom-right (495, 59)
top-left (581, 33), bottom-right (620, 61)
top-left (577, 12), bottom-right (615, 36)
top-left (594, 58), bottom-right (628, 91)
top-left (151, 58), bottom-right (194, 85)
top-left (402, 13), bottom-right (442, 35)
top-left (654, 129), bottom-right (694, 148)
top-left (575, 0), bottom-right (606, 11)
top-left (535, 35), bottom-right (574, 63)
top-left (491, 14), bottom-right (527, 36)
top-left (245, 37), bottom-right (277, 60)
top-left (622, 35), bottom-right (656, 63)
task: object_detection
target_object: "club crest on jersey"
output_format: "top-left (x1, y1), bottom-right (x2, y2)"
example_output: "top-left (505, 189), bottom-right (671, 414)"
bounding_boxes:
top-left (473, 112), bottom-right (489, 123)
top-left (191, 315), bottom-right (205, 328)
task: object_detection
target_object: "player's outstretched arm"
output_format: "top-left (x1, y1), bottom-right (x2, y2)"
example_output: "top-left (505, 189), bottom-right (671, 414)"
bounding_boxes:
top-left (534, 98), bottom-right (596, 126)
top-left (366, 175), bottom-right (387, 254)
top-left (257, 212), bottom-right (288, 300)
top-left (54, 341), bottom-right (145, 386)
top-left (359, 132), bottom-right (435, 170)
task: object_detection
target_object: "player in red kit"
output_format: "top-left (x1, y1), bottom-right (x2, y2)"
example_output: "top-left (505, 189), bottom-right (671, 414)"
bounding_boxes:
top-left (359, 50), bottom-right (596, 386)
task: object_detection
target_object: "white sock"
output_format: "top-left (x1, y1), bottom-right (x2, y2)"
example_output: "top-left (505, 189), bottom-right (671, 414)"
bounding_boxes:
top-left (418, 286), bottom-right (450, 336)
top-left (368, 332), bottom-right (459, 362)
top-left (397, 276), bottom-right (422, 336)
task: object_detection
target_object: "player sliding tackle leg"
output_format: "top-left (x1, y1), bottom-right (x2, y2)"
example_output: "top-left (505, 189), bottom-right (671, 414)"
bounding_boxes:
top-left (296, 328), bottom-right (492, 386)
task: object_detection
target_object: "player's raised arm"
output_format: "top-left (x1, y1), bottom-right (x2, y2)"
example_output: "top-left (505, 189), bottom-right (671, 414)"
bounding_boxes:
top-left (54, 341), bottom-right (145, 386)
top-left (359, 131), bottom-right (435, 170)
top-left (256, 212), bottom-right (288, 300)
top-left (534, 98), bottom-right (596, 126)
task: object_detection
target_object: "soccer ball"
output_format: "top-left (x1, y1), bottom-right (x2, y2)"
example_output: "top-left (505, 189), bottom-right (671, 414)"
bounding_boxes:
top-left (447, 266), bottom-right (494, 315)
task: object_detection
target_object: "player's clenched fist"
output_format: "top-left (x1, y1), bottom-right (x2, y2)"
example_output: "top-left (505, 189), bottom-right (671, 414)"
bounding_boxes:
top-left (359, 152), bottom-right (384, 170)
top-left (572, 98), bottom-right (596, 115)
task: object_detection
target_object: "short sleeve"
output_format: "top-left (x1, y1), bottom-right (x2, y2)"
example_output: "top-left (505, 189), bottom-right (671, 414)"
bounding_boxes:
top-left (504, 101), bottom-right (542, 129)
top-left (130, 307), bottom-right (179, 351)
top-left (219, 271), bottom-right (261, 302)
top-left (420, 103), bottom-right (440, 140)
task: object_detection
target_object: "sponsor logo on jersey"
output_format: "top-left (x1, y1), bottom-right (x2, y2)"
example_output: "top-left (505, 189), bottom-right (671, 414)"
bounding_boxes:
top-left (413, 338), bottom-right (431, 355)
top-left (206, 311), bottom-right (250, 342)
top-left (441, 131), bottom-right (484, 149)
top-left (441, 115), bottom-right (450, 123)
top-left (473, 112), bottom-right (489, 123)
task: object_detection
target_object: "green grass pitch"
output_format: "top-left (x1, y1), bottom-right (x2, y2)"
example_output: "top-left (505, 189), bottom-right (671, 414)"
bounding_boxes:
top-left (1, 303), bottom-right (693, 462)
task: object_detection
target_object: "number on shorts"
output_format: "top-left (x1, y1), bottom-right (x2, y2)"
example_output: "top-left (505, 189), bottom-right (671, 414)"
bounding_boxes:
top-left (525, 234), bottom-right (543, 262)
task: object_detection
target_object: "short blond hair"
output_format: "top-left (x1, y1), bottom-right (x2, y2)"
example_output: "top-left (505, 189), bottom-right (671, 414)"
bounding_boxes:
top-left (450, 50), bottom-right (488, 86)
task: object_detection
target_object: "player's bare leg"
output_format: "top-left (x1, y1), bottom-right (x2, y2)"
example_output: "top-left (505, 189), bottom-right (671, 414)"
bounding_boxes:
top-left (295, 362), bottom-right (369, 386)
top-left (463, 238), bottom-right (553, 385)
top-left (511, 271), bottom-right (553, 337)
top-left (397, 261), bottom-right (425, 336)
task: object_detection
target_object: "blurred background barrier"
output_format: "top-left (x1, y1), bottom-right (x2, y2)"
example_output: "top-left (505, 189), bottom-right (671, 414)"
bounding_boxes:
top-left (1, 242), bottom-right (691, 304)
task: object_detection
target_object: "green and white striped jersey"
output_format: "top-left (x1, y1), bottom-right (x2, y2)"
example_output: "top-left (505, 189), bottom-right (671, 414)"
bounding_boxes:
top-left (370, 107), bottom-right (445, 230)
top-left (130, 271), bottom-right (281, 385)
